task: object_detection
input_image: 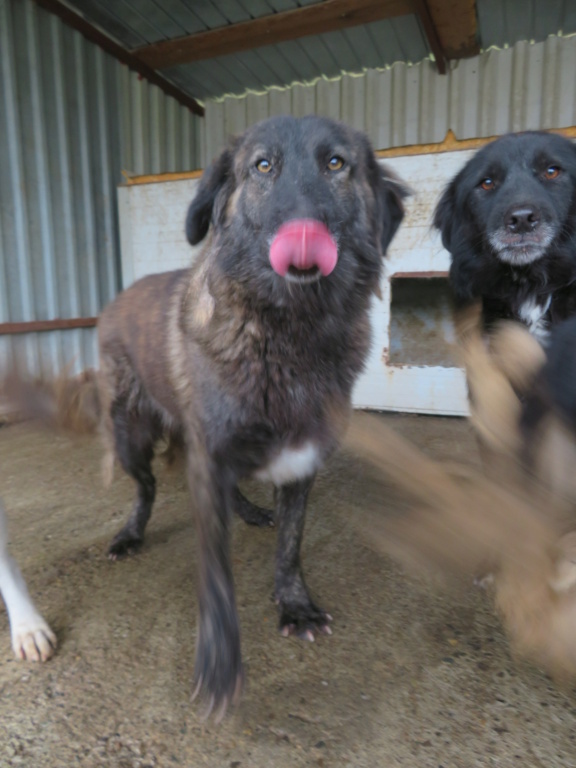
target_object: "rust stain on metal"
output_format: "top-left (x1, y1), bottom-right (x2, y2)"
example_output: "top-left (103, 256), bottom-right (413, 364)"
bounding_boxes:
top-left (391, 271), bottom-right (449, 279)
top-left (122, 169), bottom-right (204, 186)
top-left (0, 318), bottom-right (98, 335)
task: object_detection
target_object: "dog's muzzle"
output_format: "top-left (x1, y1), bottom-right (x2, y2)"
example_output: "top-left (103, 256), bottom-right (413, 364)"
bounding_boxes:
top-left (488, 227), bottom-right (555, 266)
top-left (488, 203), bottom-right (557, 265)
top-left (269, 219), bottom-right (338, 281)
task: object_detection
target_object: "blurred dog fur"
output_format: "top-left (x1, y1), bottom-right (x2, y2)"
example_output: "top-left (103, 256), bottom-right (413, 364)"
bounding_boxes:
top-left (5, 368), bottom-right (101, 435)
top-left (347, 306), bottom-right (576, 681)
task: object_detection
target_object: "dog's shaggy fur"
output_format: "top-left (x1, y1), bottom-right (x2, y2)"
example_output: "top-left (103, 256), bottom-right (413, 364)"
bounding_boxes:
top-left (11, 116), bottom-right (407, 716)
top-left (434, 131), bottom-right (576, 342)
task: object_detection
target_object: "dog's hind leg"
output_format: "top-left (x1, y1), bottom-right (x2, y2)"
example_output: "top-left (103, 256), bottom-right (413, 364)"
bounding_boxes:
top-left (108, 397), bottom-right (160, 559)
top-left (233, 487), bottom-right (274, 527)
top-left (274, 477), bottom-right (332, 641)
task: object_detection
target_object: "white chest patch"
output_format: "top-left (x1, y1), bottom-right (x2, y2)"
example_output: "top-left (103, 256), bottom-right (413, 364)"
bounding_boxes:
top-left (255, 442), bottom-right (322, 486)
top-left (518, 295), bottom-right (551, 344)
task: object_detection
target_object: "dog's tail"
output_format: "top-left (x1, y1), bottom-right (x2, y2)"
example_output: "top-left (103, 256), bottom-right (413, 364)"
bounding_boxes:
top-left (2, 368), bottom-right (102, 434)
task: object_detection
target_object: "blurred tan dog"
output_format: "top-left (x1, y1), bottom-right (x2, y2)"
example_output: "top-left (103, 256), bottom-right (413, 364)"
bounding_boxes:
top-left (0, 499), bottom-right (56, 661)
top-left (347, 305), bottom-right (576, 680)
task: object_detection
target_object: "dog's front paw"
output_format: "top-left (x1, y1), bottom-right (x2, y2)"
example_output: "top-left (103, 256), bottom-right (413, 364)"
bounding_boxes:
top-left (12, 617), bottom-right (57, 662)
top-left (550, 531), bottom-right (576, 593)
top-left (277, 599), bottom-right (333, 642)
top-left (107, 530), bottom-right (143, 560)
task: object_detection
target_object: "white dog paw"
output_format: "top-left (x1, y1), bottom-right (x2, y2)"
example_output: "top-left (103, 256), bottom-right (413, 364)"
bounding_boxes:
top-left (12, 619), bottom-right (57, 662)
top-left (474, 572), bottom-right (494, 589)
top-left (550, 531), bottom-right (576, 594)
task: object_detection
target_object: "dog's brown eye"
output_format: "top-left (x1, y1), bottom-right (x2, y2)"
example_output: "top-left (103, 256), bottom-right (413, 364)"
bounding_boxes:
top-left (327, 156), bottom-right (344, 172)
top-left (480, 178), bottom-right (494, 190)
top-left (256, 159), bottom-right (272, 174)
top-left (544, 165), bottom-right (561, 179)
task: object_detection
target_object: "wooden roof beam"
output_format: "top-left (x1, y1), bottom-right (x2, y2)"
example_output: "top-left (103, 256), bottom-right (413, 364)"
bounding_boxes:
top-left (411, 0), bottom-right (447, 74)
top-left (32, 0), bottom-right (205, 116)
top-left (425, 0), bottom-right (479, 60)
top-left (134, 0), bottom-right (413, 70)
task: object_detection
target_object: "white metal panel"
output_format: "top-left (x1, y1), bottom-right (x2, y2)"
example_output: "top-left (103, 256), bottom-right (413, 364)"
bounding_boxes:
top-left (351, 151), bottom-right (476, 415)
top-left (118, 179), bottom-right (202, 284)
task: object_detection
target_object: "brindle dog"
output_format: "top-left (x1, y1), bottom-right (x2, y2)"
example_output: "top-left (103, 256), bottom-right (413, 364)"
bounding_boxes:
top-left (83, 116), bottom-right (407, 716)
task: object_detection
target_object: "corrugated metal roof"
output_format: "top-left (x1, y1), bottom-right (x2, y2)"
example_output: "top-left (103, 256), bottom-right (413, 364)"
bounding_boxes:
top-left (163, 16), bottom-right (429, 101)
top-left (66, 0), bottom-right (345, 47)
top-left (63, 0), bottom-right (431, 100)
top-left (59, 0), bottom-right (576, 101)
top-left (477, 0), bottom-right (576, 49)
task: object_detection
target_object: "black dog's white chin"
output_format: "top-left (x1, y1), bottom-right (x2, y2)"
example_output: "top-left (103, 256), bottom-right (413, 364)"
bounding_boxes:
top-left (285, 265), bottom-right (322, 284)
top-left (489, 232), bottom-right (554, 266)
top-left (494, 244), bottom-right (547, 266)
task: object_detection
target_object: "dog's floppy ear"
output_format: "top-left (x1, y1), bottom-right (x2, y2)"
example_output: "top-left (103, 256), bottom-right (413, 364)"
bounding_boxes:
top-left (379, 167), bottom-right (410, 252)
top-left (366, 147), bottom-right (410, 254)
top-left (434, 176), bottom-right (484, 305)
top-left (433, 180), bottom-right (458, 253)
top-left (186, 146), bottom-right (235, 245)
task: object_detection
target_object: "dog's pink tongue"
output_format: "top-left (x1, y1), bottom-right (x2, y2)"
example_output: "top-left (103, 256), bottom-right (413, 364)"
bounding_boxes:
top-left (269, 219), bottom-right (338, 277)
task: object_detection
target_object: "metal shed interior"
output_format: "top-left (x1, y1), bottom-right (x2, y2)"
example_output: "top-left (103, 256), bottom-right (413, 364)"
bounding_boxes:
top-left (34, 0), bottom-right (576, 102)
top-left (2, 0), bottom-right (576, 378)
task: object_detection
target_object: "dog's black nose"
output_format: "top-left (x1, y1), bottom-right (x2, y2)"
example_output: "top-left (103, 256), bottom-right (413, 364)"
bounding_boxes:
top-left (506, 207), bottom-right (540, 233)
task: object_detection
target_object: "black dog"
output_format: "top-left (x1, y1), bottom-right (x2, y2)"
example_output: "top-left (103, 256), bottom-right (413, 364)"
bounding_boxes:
top-left (60, 116), bottom-right (407, 716)
top-left (521, 314), bottom-right (576, 456)
top-left (434, 131), bottom-right (576, 341)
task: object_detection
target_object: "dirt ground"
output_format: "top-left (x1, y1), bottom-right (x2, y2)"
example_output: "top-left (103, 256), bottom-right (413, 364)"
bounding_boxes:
top-left (1, 413), bottom-right (576, 768)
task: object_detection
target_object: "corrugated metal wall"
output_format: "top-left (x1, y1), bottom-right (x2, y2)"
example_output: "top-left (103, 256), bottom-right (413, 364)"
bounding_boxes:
top-left (3, 0), bottom-right (576, 379)
top-left (0, 0), bottom-right (202, 377)
top-left (202, 34), bottom-right (576, 164)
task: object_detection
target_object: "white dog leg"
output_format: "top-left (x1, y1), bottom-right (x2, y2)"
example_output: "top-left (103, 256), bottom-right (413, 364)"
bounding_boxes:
top-left (0, 501), bottom-right (56, 661)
